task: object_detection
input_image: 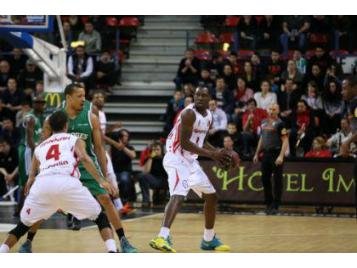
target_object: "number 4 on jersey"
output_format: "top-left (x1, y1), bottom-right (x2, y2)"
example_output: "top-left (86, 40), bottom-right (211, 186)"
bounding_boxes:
top-left (46, 144), bottom-right (61, 161)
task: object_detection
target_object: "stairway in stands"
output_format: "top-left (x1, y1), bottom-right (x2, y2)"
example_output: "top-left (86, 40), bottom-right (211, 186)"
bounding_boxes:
top-left (105, 15), bottom-right (202, 170)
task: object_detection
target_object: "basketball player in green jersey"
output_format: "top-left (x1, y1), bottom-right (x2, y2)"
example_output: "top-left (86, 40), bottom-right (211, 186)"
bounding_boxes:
top-left (17, 95), bottom-right (46, 215)
top-left (19, 84), bottom-right (137, 253)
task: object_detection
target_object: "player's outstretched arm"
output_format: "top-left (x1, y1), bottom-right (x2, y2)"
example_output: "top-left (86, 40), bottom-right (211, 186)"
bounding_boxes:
top-left (180, 109), bottom-right (230, 165)
top-left (90, 113), bottom-right (108, 178)
top-left (75, 139), bottom-right (115, 196)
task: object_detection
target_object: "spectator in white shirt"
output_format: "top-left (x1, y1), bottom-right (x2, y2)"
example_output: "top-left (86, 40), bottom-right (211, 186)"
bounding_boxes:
top-left (67, 45), bottom-right (95, 94)
top-left (327, 118), bottom-right (356, 155)
top-left (208, 99), bottom-right (228, 147)
top-left (254, 80), bottom-right (277, 110)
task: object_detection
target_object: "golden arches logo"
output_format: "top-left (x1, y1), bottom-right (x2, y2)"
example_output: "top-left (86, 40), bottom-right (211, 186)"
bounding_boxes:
top-left (45, 93), bottom-right (62, 108)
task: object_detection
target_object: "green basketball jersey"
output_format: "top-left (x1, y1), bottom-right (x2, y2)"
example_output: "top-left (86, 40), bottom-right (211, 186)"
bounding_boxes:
top-left (63, 108), bottom-right (96, 162)
top-left (83, 100), bottom-right (92, 112)
top-left (21, 110), bottom-right (45, 147)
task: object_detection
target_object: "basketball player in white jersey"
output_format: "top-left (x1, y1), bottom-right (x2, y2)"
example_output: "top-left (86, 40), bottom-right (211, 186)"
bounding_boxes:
top-left (91, 90), bottom-right (124, 212)
top-left (0, 111), bottom-right (116, 253)
top-left (150, 87), bottom-right (232, 253)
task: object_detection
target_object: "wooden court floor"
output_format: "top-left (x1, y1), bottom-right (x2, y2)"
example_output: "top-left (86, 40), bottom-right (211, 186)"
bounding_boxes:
top-left (1, 213), bottom-right (357, 253)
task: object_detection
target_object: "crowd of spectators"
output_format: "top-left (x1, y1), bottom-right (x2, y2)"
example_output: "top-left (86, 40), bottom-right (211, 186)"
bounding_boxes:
top-left (169, 16), bottom-right (357, 160)
top-left (201, 15), bottom-right (357, 52)
top-left (0, 15), bottom-right (357, 207)
top-left (170, 44), bottom-right (357, 159)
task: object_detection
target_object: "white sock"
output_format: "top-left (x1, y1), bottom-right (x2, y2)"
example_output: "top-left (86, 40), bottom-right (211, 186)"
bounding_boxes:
top-left (158, 227), bottom-right (170, 239)
top-left (203, 229), bottom-right (215, 242)
top-left (113, 198), bottom-right (123, 210)
top-left (0, 244), bottom-right (9, 253)
top-left (104, 239), bottom-right (117, 252)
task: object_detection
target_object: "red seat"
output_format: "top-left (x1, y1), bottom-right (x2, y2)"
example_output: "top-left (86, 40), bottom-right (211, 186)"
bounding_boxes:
top-left (120, 39), bottom-right (130, 44)
top-left (255, 15), bottom-right (264, 25)
top-left (61, 16), bottom-right (69, 23)
top-left (195, 32), bottom-right (217, 44)
top-left (329, 50), bottom-right (349, 59)
top-left (106, 17), bottom-right (118, 27)
top-left (281, 50), bottom-right (295, 61)
top-left (193, 49), bottom-right (211, 61)
top-left (224, 16), bottom-right (240, 27)
top-left (119, 51), bottom-right (126, 62)
top-left (216, 50), bottom-right (230, 59)
top-left (81, 16), bottom-right (89, 24)
top-left (112, 39), bottom-right (130, 45)
top-left (119, 16), bottom-right (140, 27)
top-left (219, 32), bottom-right (235, 44)
top-left (305, 50), bottom-right (315, 60)
top-left (310, 33), bottom-right (329, 44)
top-left (238, 49), bottom-right (254, 60)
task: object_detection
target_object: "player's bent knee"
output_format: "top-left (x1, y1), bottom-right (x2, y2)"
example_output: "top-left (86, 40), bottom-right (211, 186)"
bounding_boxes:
top-left (9, 222), bottom-right (31, 240)
top-left (94, 212), bottom-right (111, 231)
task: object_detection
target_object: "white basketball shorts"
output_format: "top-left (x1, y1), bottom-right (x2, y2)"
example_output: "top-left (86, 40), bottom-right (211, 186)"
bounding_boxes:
top-left (21, 175), bottom-right (101, 226)
top-left (163, 152), bottom-right (216, 198)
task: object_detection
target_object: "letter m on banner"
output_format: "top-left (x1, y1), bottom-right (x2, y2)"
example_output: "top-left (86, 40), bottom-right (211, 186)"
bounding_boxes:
top-left (45, 92), bottom-right (62, 108)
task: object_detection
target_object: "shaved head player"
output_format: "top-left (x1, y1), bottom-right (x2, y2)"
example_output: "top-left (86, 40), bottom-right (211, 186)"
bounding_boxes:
top-left (150, 87), bottom-right (232, 253)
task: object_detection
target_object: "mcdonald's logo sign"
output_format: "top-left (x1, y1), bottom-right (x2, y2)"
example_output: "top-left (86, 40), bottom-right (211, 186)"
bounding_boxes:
top-left (45, 92), bottom-right (62, 108)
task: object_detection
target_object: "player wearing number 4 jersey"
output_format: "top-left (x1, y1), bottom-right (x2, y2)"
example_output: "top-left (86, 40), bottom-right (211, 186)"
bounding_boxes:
top-left (0, 111), bottom-right (114, 253)
top-left (150, 87), bottom-right (233, 253)
top-left (18, 84), bottom-right (137, 253)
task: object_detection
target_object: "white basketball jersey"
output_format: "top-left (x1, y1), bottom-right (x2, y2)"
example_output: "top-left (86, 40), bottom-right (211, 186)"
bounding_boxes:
top-left (34, 133), bottom-right (80, 178)
top-left (98, 110), bottom-right (107, 135)
top-left (166, 103), bottom-right (212, 162)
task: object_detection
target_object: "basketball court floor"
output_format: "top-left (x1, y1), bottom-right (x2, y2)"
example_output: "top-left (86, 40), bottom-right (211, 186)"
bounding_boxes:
top-left (1, 205), bottom-right (356, 253)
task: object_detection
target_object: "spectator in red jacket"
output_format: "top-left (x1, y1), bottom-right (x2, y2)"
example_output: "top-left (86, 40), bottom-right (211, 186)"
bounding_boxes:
top-left (234, 77), bottom-right (254, 112)
top-left (290, 100), bottom-right (319, 156)
top-left (241, 98), bottom-right (267, 157)
top-left (305, 136), bottom-right (332, 158)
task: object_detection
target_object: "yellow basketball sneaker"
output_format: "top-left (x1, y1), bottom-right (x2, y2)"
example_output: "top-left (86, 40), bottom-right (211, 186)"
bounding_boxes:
top-left (149, 236), bottom-right (176, 253)
top-left (200, 236), bottom-right (230, 251)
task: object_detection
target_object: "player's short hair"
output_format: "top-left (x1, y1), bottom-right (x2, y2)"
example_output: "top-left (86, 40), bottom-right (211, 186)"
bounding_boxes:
top-left (64, 83), bottom-right (83, 96)
top-left (195, 86), bottom-right (211, 96)
top-left (49, 111), bottom-right (68, 133)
